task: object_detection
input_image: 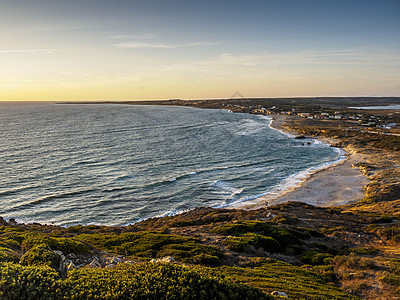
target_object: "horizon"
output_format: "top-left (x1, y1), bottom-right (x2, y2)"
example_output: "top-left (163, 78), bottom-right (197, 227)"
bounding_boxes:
top-left (2, 95), bottom-right (400, 103)
top-left (1, 0), bottom-right (399, 101)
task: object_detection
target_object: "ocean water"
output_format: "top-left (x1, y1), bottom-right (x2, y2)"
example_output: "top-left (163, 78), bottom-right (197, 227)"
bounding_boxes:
top-left (348, 104), bottom-right (400, 110)
top-left (0, 103), bottom-right (341, 226)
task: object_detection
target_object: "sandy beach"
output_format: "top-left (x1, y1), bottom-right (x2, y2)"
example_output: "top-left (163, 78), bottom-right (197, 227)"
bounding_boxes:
top-left (233, 114), bottom-right (370, 210)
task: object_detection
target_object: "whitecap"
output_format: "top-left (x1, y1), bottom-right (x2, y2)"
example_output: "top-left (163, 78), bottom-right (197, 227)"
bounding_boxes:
top-left (210, 180), bottom-right (244, 197)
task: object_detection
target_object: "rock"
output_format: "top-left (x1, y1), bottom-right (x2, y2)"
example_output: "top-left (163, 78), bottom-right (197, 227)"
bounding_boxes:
top-left (244, 245), bottom-right (257, 254)
top-left (88, 258), bottom-right (102, 268)
top-left (8, 218), bottom-right (17, 225)
top-left (53, 250), bottom-right (66, 262)
top-left (150, 256), bottom-right (175, 263)
top-left (110, 256), bottom-right (123, 264)
top-left (271, 291), bottom-right (288, 298)
top-left (105, 264), bottom-right (115, 268)
top-left (255, 249), bottom-right (269, 257)
top-left (53, 250), bottom-right (66, 271)
top-left (66, 253), bottom-right (76, 260)
top-left (66, 261), bottom-right (77, 271)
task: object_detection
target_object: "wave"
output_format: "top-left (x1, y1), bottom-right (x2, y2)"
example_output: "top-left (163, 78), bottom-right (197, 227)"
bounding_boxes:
top-left (9, 188), bottom-right (97, 211)
top-left (157, 161), bottom-right (275, 187)
top-left (0, 184), bottom-right (41, 197)
top-left (226, 146), bottom-right (346, 208)
top-left (215, 192), bottom-right (268, 208)
top-left (0, 104), bottom-right (344, 226)
top-left (102, 186), bottom-right (135, 193)
top-left (209, 180), bottom-right (244, 198)
top-left (153, 207), bottom-right (193, 219)
top-left (151, 171), bottom-right (198, 185)
top-left (230, 118), bottom-right (269, 136)
top-left (266, 116), bottom-right (295, 138)
top-left (187, 159), bottom-right (277, 177)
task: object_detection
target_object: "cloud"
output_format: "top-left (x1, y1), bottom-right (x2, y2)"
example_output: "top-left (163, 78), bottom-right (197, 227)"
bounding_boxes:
top-left (0, 49), bottom-right (55, 54)
top-left (0, 47), bottom-right (111, 54)
top-left (6, 25), bottom-right (100, 33)
top-left (215, 47), bottom-right (400, 68)
top-left (115, 41), bottom-right (216, 49)
top-left (109, 34), bottom-right (154, 40)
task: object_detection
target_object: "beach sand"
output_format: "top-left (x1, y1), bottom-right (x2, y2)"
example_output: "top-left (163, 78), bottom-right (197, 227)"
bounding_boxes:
top-left (232, 115), bottom-right (370, 210)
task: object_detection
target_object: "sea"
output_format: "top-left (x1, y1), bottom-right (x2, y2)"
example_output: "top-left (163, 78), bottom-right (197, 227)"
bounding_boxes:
top-left (348, 105), bottom-right (400, 110)
top-left (0, 103), bottom-right (343, 226)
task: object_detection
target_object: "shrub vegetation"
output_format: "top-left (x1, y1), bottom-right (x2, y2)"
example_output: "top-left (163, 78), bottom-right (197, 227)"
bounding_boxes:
top-left (77, 231), bottom-right (224, 266)
top-left (0, 262), bottom-right (272, 300)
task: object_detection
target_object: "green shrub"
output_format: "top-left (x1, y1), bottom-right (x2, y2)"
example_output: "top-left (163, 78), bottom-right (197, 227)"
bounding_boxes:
top-left (286, 244), bottom-right (303, 255)
top-left (215, 260), bottom-right (359, 300)
top-left (192, 253), bottom-right (222, 267)
top-left (321, 226), bottom-right (347, 235)
top-left (210, 221), bottom-right (271, 236)
top-left (201, 212), bottom-right (234, 224)
top-left (271, 213), bottom-right (299, 225)
top-left (380, 273), bottom-right (400, 287)
top-left (386, 259), bottom-right (400, 275)
top-left (66, 263), bottom-right (272, 299)
top-left (0, 262), bottom-right (272, 299)
top-left (224, 233), bottom-right (281, 253)
top-left (296, 227), bottom-right (324, 238)
top-left (372, 216), bottom-right (393, 224)
top-left (352, 247), bottom-right (379, 255)
top-left (368, 225), bottom-right (400, 241)
top-left (332, 253), bottom-right (378, 270)
top-left (300, 251), bottom-right (333, 265)
top-left (0, 247), bottom-right (19, 263)
top-left (77, 231), bottom-right (224, 266)
top-left (22, 233), bottom-right (90, 254)
top-left (0, 262), bottom-right (64, 300)
top-left (210, 221), bottom-right (305, 251)
top-left (310, 242), bottom-right (337, 255)
top-left (20, 244), bottom-right (61, 269)
top-left (168, 220), bottom-right (197, 227)
top-left (0, 231), bottom-right (25, 249)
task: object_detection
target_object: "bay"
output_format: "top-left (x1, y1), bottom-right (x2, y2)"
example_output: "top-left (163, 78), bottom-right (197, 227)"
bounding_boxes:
top-left (0, 103), bottom-right (340, 226)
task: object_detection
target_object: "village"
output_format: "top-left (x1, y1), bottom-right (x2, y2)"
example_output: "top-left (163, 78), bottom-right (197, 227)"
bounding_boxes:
top-left (159, 98), bottom-right (399, 132)
top-left (191, 102), bottom-right (399, 133)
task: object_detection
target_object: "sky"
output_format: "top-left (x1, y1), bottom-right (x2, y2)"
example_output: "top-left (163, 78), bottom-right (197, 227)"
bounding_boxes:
top-left (0, 0), bottom-right (399, 101)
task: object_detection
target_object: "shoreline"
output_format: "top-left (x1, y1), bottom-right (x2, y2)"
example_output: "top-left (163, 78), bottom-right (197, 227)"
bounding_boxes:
top-left (229, 114), bottom-right (370, 210)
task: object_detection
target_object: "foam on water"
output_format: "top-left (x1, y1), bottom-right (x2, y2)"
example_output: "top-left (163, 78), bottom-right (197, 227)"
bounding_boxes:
top-left (0, 104), bottom-right (341, 226)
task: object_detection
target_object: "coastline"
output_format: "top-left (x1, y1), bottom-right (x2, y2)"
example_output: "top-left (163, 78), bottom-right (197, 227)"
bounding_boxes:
top-left (230, 114), bottom-right (370, 210)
